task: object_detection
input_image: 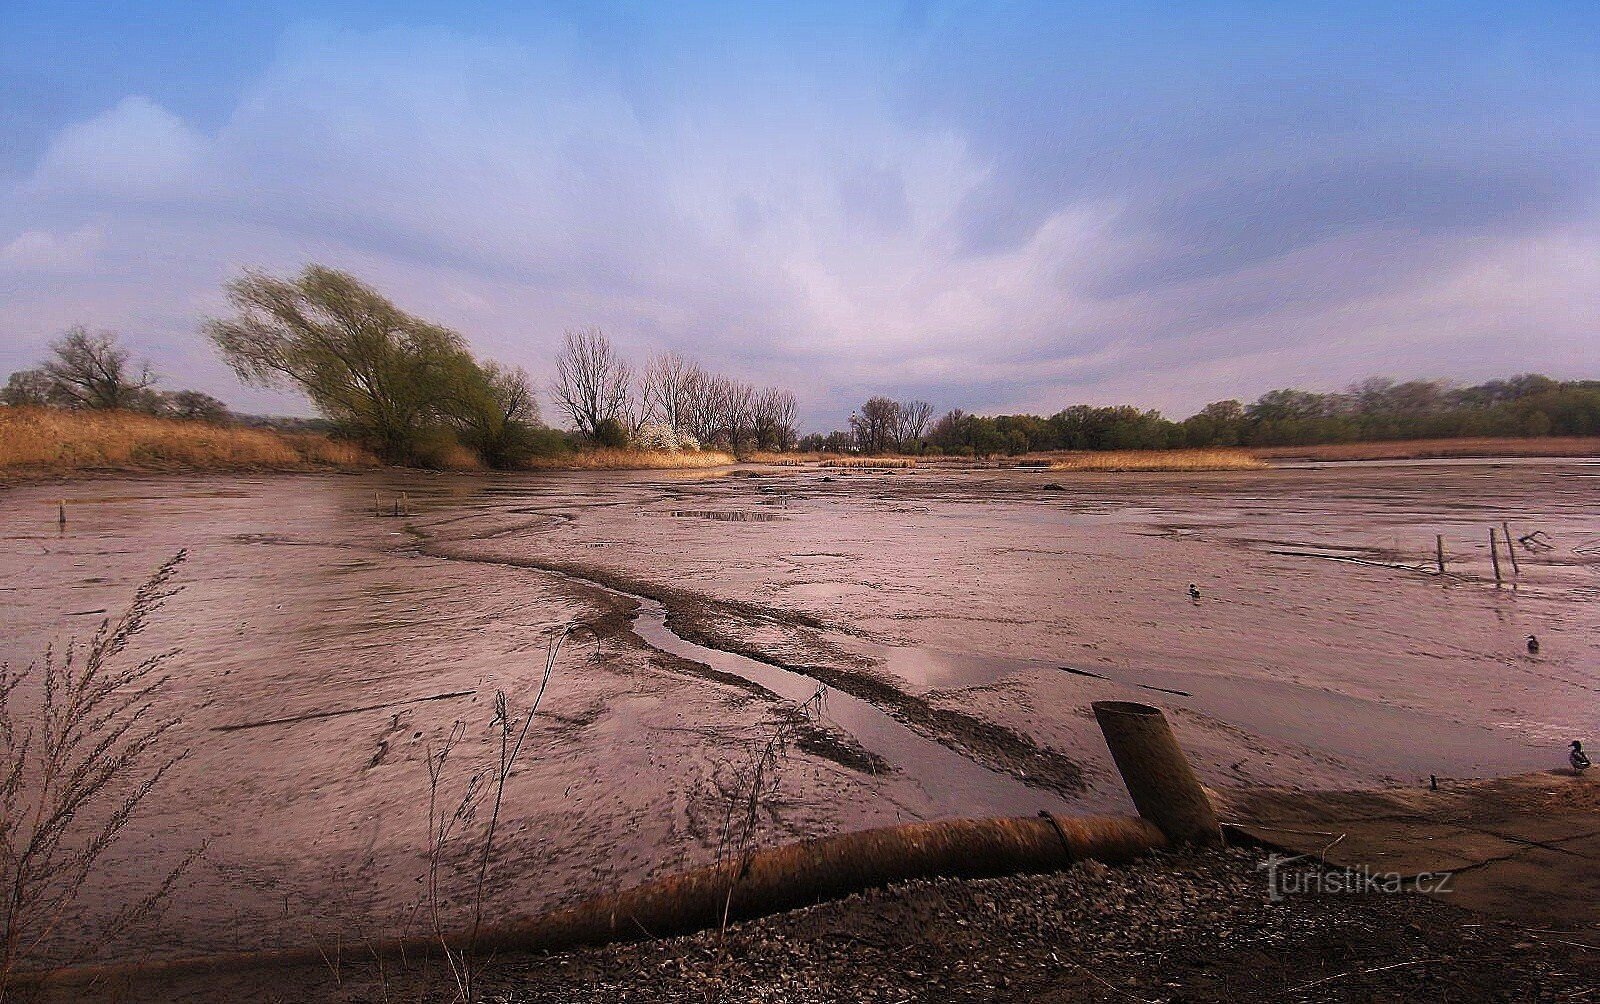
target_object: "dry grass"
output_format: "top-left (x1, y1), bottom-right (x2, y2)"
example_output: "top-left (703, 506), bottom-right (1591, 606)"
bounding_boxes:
top-left (1049, 449), bottom-right (1266, 472)
top-left (0, 407), bottom-right (374, 474)
top-left (1247, 436), bottom-right (1600, 462)
top-left (819, 457), bottom-right (916, 469)
top-left (523, 448), bottom-right (737, 471)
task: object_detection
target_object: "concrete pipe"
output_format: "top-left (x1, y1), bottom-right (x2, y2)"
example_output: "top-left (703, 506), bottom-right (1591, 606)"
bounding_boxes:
top-left (1092, 700), bottom-right (1221, 846)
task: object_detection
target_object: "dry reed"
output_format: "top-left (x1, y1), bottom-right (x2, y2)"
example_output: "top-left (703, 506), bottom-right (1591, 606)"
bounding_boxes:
top-left (522, 448), bottom-right (737, 471)
top-left (0, 407), bottom-right (373, 474)
top-left (1, 552), bottom-right (203, 990)
top-left (1247, 436), bottom-right (1600, 462)
top-left (1049, 449), bottom-right (1265, 472)
top-left (819, 457), bottom-right (916, 469)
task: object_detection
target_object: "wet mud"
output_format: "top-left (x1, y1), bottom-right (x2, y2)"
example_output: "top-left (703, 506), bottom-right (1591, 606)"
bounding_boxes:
top-left (2, 459), bottom-right (1595, 966)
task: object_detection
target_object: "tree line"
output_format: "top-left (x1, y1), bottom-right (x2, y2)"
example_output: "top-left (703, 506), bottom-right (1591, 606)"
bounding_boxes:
top-left (549, 328), bottom-right (798, 453)
top-left (811, 376), bottom-right (1600, 456)
top-left (2, 264), bottom-right (799, 467)
top-left (3, 327), bottom-right (233, 423)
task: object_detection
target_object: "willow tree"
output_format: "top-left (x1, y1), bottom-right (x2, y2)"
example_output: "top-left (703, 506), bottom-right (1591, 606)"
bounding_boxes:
top-left (206, 265), bottom-right (486, 463)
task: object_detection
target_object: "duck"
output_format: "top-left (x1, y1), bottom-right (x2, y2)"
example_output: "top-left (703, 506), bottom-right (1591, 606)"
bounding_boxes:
top-left (1527, 634), bottom-right (1540, 655)
top-left (1572, 741), bottom-right (1591, 774)
top-left (1188, 583), bottom-right (1201, 602)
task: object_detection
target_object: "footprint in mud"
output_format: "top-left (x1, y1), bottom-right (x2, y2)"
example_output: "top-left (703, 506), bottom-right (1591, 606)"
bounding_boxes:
top-left (364, 711), bottom-right (410, 771)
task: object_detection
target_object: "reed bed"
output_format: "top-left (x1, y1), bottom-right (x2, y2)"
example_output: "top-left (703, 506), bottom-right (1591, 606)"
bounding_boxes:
top-left (523, 447), bottom-right (737, 471)
top-left (1049, 449), bottom-right (1265, 472)
top-left (1247, 436), bottom-right (1600, 462)
top-left (0, 407), bottom-right (373, 473)
top-left (819, 458), bottom-right (916, 469)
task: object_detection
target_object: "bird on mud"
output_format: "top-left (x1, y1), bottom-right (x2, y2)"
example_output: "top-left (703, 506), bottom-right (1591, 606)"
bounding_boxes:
top-left (1188, 583), bottom-right (1201, 602)
top-left (1572, 741), bottom-right (1591, 774)
top-left (1527, 634), bottom-right (1540, 655)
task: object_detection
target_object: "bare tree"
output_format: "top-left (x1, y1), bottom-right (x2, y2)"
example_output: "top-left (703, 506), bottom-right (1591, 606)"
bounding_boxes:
top-left (639, 352), bottom-right (696, 433)
top-left (39, 328), bottom-right (156, 410)
top-left (681, 364), bottom-right (721, 446)
top-left (896, 399), bottom-right (934, 448)
top-left (712, 376), bottom-right (756, 453)
top-left (752, 387), bottom-right (798, 451)
top-left (551, 328), bottom-right (631, 439)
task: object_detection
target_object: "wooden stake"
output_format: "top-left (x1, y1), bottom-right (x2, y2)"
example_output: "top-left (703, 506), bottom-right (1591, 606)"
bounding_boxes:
top-left (1435, 534), bottom-right (1445, 575)
top-left (57, 501), bottom-right (66, 528)
top-left (1501, 521), bottom-right (1520, 577)
top-left (1489, 528), bottom-right (1503, 585)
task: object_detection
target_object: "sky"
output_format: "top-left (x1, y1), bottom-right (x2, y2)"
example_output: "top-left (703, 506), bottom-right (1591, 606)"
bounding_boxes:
top-left (2, 2), bottom-right (1596, 429)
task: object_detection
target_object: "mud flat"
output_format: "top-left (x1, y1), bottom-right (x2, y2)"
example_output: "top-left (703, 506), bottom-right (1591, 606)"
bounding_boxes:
top-left (1, 459), bottom-right (1595, 972)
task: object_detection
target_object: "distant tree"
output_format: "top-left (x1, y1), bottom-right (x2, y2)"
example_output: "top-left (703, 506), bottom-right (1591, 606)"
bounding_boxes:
top-left (820, 430), bottom-right (854, 453)
top-left (849, 396), bottom-right (900, 454)
top-left (712, 375), bottom-right (757, 453)
top-left (205, 264), bottom-right (480, 464)
top-left (639, 352), bottom-right (695, 433)
top-left (40, 327), bottom-right (156, 410)
top-left (551, 328), bottom-right (631, 440)
top-left (1, 369), bottom-right (56, 407)
top-left (895, 399), bottom-right (934, 451)
top-left (752, 386), bottom-right (798, 450)
top-left (165, 390), bottom-right (231, 423)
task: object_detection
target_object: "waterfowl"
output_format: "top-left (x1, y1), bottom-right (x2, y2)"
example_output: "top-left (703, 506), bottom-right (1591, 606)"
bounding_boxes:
top-left (1572, 741), bottom-right (1591, 773)
top-left (1527, 634), bottom-right (1540, 655)
top-left (1188, 583), bottom-right (1201, 601)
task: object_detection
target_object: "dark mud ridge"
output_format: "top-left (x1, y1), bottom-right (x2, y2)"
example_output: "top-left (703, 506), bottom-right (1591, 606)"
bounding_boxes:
top-left (423, 543), bottom-right (1087, 808)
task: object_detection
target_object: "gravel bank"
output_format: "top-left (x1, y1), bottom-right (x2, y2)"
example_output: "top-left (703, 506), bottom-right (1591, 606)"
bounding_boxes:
top-left (480, 847), bottom-right (1596, 1003)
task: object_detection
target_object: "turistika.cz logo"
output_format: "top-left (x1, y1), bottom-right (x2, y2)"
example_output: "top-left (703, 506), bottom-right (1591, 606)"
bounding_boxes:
top-left (1257, 853), bottom-right (1455, 903)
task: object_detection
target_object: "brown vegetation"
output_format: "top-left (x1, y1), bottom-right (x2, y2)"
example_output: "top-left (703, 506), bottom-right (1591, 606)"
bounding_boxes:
top-left (1247, 435), bottom-right (1600, 462)
top-left (0, 407), bottom-right (374, 474)
top-left (521, 447), bottom-right (737, 471)
top-left (819, 458), bottom-right (916, 469)
top-left (1049, 448), bottom-right (1265, 472)
top-left (1, 554), bottom-right (200, 989)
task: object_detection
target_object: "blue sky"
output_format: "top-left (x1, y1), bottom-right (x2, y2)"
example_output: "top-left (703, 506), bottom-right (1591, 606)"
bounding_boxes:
top-left (2, 2), bottom-right (1595, 427)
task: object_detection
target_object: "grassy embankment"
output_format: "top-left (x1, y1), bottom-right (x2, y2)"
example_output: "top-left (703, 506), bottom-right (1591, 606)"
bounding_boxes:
top-left (0, 407), bottom-right (737, 476)
top-left (0, 406), bottom-right (374, 474)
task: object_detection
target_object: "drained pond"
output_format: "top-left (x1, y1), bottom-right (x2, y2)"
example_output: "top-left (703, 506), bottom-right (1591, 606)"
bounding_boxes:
top-left (2, 459), bottom-right (1596, 963)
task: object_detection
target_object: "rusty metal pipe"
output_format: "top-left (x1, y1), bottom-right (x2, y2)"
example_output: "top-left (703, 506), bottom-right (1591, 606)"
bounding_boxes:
top-left (19, 813), bottom-right (1165, 990)
top-left (1092, 700), bottom-right (1221, 846)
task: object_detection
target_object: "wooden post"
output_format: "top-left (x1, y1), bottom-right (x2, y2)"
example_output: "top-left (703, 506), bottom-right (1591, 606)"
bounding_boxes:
top-left (1435, 534), bottom-right (1445, 575)
top-left (57, 501), bottom-right (66, 528)
top-left (1501, 521), bottom-right (1520, 577)
top-left (1489, 528), bottom-right (1502, 585)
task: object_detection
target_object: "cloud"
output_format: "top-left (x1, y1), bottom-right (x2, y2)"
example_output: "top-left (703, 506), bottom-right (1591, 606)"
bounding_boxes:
top-left (27, 95), bottom-right (207, 198)
top-left (0, 226), bottom-right (103, 272)
top-left (1, 13), bottom-right (1594, 429)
